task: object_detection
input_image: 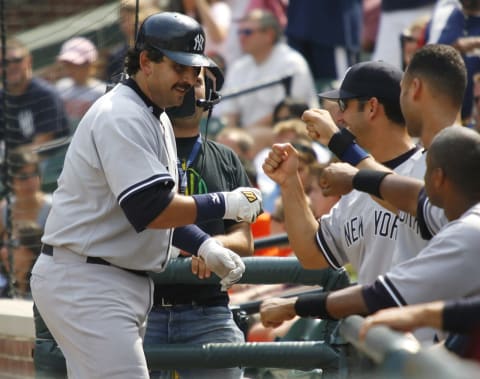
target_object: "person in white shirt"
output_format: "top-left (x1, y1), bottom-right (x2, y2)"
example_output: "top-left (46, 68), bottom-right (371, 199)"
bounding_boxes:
top-left (215, 9), bottom-right (318, 129)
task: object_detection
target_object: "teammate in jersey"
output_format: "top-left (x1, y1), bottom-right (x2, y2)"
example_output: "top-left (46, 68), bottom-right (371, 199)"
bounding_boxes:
top-left (304, 44), bottom-right (467, 241)
top-left (260, 126), bottom-right (480, 346)
top-left (144, 69), bottom-right (251, 379)
top-left (30, 13), bottom-right (262, 378)
top-left (262, 61), bottom-right (427, 286)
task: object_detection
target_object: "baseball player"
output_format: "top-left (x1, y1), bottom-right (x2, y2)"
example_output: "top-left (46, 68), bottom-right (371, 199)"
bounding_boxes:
top-left (263, 61), bottom-right (428, 287)
top-left (30, 13), bottom-right (262, 379)
top-left (306, 44), bottom-right (467, 241)
top-left (260, 126), bottom-right (480, 346)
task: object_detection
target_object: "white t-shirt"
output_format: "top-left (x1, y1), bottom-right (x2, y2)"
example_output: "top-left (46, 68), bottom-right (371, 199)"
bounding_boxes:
top-left (216, 43), bottom-right (319, 127)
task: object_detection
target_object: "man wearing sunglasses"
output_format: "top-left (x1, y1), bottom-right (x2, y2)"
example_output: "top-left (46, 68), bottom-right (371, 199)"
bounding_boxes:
top-left (262, 61), bottom-right (428, 289)
top-left (0, 38), bottom-right (70, 149)
top-left (215, 9), bottom-right (317, 130)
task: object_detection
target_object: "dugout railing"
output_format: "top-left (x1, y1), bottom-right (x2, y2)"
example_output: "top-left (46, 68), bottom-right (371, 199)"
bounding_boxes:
top-left (34, 250), bottom-right (480, 379)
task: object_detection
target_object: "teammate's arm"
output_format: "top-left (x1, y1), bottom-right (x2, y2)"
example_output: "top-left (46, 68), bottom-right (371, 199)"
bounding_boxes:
top-left (301, 108), bottom-right (424, 216)
top-left (260, 284), bottom-right (369, 328)
top-left (214, 222), bottom-right (254, 257)
top-left (263, 143), bottom-right (330, 269)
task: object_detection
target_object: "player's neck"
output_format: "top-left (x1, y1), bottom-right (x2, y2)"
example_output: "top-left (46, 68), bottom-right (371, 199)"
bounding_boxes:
top-left (363, 124), bottom-right (415, 162)
top-left (173, 123), bottom-right (200, 138)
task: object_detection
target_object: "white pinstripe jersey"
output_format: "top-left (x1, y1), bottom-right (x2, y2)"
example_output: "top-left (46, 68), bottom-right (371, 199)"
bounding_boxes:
top-left (317, 149), bottom-right (429, 284)
top-left (382, 203), bottom-right (480, 308)
top-left (42, 83), bottom-right (178, 271)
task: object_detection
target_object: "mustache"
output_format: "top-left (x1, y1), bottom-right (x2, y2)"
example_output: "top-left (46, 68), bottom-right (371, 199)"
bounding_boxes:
top-left (173, 82), bottom-right (192, 92)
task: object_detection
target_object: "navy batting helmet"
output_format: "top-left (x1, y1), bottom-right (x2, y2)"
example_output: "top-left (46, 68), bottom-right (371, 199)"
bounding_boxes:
top-left (135, 12), bottom-right (216, 68)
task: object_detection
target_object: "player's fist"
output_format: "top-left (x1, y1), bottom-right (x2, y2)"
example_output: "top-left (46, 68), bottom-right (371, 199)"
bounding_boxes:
top-left (223, 187), bottom-right (262, 223)
top-left (301, 108), bottom-right (339, 146)
top-left (198, 238), bottom-right (245, 291)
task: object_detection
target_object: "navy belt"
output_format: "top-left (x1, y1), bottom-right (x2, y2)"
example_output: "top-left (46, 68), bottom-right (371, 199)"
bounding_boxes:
top-left (41, 244), bottom-right (147, 277)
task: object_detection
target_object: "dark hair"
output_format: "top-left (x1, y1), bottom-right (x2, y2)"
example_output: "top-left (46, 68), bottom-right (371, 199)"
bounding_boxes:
top-left (406, 44), bottom-right (467, 110)
top-left (7, 148), bottom-right (40, 179)
top-left (125, 47), bottom-right (164, 76)
top-left (273, 98), bottom-right (309, 124)
top-left (358, 97), bottom-right (405, 126)
top-left (429, 126), bottom-right (480, 199)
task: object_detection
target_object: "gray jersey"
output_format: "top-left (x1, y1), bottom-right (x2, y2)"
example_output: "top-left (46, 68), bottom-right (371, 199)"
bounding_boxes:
top-left (317, 148), bottom-right (428, 284)
top-left (381, 203), bottom-right (480, 306)
top-left (42, 83), bottom-right (178, 271)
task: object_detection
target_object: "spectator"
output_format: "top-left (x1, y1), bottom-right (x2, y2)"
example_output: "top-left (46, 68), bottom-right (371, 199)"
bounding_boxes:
top-left (426, 0), bottom-right (480, 123)
top-left (56, 37), bottom-right (106, 131)
top-left (0, 149), bottom-right (52, 297)
top-left (272, 97), bottom-right (309, 124)
top-left (215, 9), bottom-right (318, 129)
top-left (144, 68), bottom-right (251, 379)
top-left (0, 38), bottom-right (69, 149)
top-left (105, 0), bottom-right (160, 83)
top-left (285, 0), bottom-right (363, 90)
top-left (361, 0), bottom-right (382, 55)
top-left (0, 221), bottom-right (43, 298)
top-left (264, 61), bottom-right (429, 286)
top-left (181, 0), bottom-right (232, 70)
top-left (260, 126), bottom-right (480, 346)
top-left (400, 14), bottom-right (430, 69)
top-left (372, 0), bottom-right (435, 68)
top-left (469, 72), bottom-right (480, 131)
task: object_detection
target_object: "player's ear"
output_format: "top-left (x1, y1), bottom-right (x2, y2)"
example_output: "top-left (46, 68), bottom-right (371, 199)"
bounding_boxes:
top-left (139, 51), bottom-right (153, 76)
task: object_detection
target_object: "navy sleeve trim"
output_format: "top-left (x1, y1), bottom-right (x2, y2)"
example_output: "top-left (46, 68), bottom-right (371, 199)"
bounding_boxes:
top-left (121, 182), bottom-right (174, 232)
top-left (118, 173), bottom-right (174, 204)
top-left (362, 275), bottom-right (407, 314)
top-left (416, 187), bottom-right (434, 240)
top-left (315, 225), bottom-right (342, 270)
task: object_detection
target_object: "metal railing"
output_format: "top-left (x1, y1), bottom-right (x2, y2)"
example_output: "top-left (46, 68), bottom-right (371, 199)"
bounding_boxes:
top-left (339, 315), bottom-right (480, 379)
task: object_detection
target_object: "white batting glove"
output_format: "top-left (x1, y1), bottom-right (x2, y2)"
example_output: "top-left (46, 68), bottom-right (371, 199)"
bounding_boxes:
top-left (223, 187), bottom-right (263, 223)
top-left (198, 238), bottom-right (245, 291)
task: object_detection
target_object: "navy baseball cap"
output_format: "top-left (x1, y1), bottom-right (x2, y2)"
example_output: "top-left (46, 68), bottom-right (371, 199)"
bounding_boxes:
top-left (318, 61), bottom-right (403, 101)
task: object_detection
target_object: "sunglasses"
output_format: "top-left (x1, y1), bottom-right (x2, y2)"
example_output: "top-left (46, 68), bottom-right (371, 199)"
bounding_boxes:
top-left (15, 172), bottom-right (39, 181)
top-left (337, 97), bottom-right (371, 113)
top-left (238, 28), bottom-right (260, 37)
top-left (5, 56), bottom-right (25, 65)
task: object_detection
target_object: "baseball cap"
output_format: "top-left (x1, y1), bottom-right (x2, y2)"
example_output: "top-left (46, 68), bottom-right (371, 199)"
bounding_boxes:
top-left (58, 37), bottom-right (98, 65)
top-left (318, 61), bottom-right (403, 101)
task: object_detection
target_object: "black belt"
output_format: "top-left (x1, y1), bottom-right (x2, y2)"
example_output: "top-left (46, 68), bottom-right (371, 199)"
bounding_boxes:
top-left (153, 297), bottom-right (227, 309)
top-left (41, 244), bottom-right (147, 277)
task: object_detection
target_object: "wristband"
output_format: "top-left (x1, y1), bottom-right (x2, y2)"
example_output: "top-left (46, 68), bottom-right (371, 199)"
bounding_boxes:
top-left (192, 193), bottom-right (226, 223)
top-left (352, 170), bottom-right (392, 199)
top-left (172, 225), bottom-right (210, 256)
top-left (294, 292), bottom-right (336, 320)
top-left (328, 129), bottom-right (369, 166)
top-left (328, 128), bottom-right (356, 157)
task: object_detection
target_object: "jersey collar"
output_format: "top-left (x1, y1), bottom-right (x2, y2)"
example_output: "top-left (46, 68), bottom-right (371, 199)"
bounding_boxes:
top-left (123, 78), bottom-right (162, 118)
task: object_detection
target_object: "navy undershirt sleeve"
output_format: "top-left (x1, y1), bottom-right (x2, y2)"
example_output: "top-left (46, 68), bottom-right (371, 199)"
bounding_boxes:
top-left (416, 187), bottom-right (434, 240)
top-left (362, 276), bottom-right (407, 314)
top-left (443, 297), bottom-right (480, 334)
top-left (121, 182), bottom-right (174, 232)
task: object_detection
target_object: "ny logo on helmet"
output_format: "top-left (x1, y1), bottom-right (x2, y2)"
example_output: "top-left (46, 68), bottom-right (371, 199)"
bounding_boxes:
top-left (193, 34), bottom-right (205, 52)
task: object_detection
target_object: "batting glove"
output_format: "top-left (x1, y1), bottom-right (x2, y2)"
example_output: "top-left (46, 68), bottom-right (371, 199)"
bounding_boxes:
top-left (198, 238), bottom-right (245, 291)
top-left (223, 187), bottom-right (263, 223)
